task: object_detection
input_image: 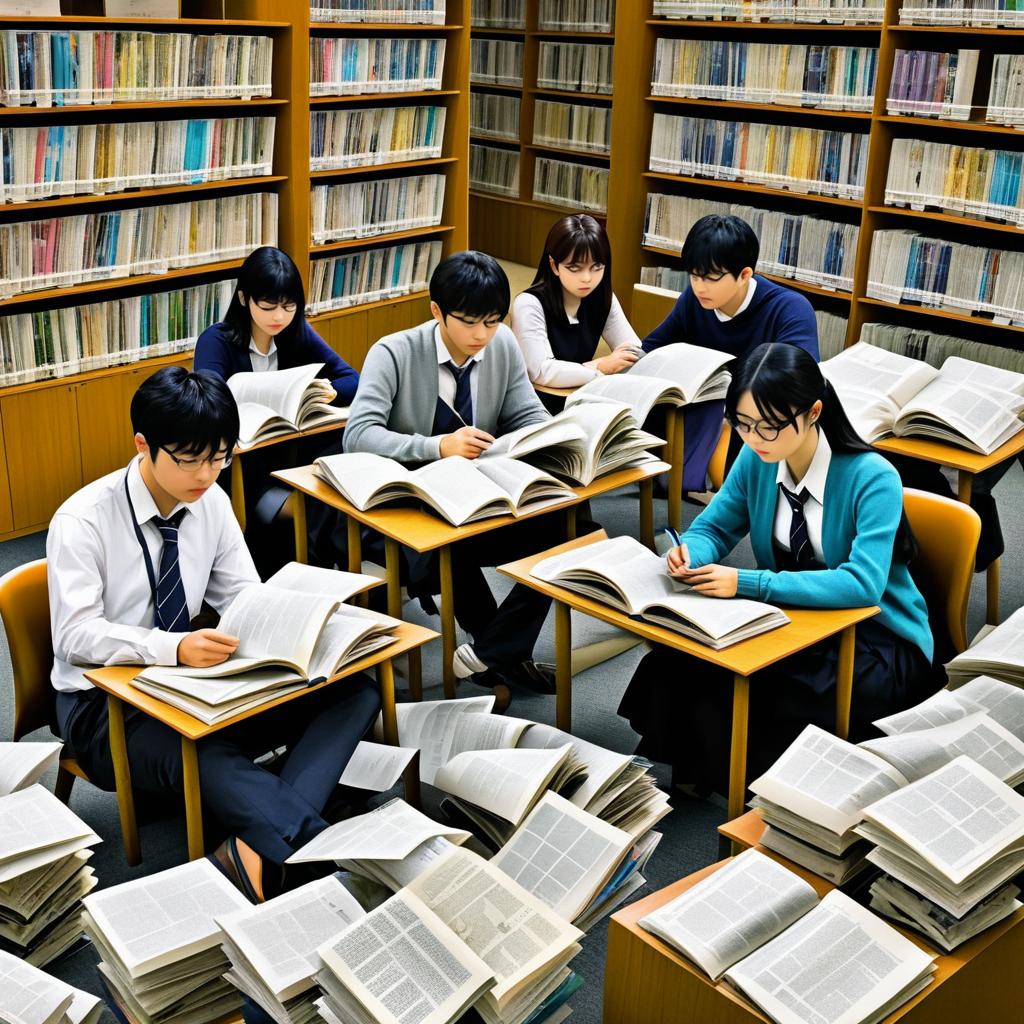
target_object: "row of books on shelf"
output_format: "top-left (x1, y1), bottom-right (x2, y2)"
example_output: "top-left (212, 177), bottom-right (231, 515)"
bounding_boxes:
top-left (471, 0), bottom-right (525, 29)
top-left (470, 38), bottom-right (524, 88)
top-left (311, 172), bottom-right (446, 245)
top-left (537, 41), bottom-right (613, 95)
top-left (470, 0), bottom-right (615, 31)
top-left (860, 319), bottom-right (1024, 373)
top-left (0, 191), bottom-right (276, 299)
top-left (534, 99), bottom-right (610, 155)
top-left (0, 32), bottom-right (273, 108)
top-left (470, 142), bottom-right (519, 196)
top-left (643, 192), bottom-right (858, 293)
top-left (649, 113), bottom-right (868, 201)
top-left (899, 0), bottom-right (1024, 26)
top-left (651, 38), bottom-right (878, 112)
top-left (653, 0), bottom-right (883, 20)
top-left (312, 0), bottom-right (447, 23)
top-left (310, 37), bottom-right (445, 96)
top-left (0, 116), bottom-right (275, 206)
top-left (470, 90), bottom-right (521, 140)
top-left (310, 105), bottom-right (446, 170)
top-left (534, 155), bottom-right (608, 212)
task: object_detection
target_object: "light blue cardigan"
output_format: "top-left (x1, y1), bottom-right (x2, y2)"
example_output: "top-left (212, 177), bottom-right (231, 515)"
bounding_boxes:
top-left (682, 443), bottom-right (934, 663)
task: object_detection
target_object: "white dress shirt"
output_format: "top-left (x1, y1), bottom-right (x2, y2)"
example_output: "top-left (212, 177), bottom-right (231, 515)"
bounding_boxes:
top-left (47, 456), bottom-right (259, 692)
top-left (434, 324), bottom-right (484, 422)
top-left (714, 276), bottom-right (758, 322)
top-left (248, 337), bottom-right (279, 372)
top-left (773, 428), bottom-right (831, 564)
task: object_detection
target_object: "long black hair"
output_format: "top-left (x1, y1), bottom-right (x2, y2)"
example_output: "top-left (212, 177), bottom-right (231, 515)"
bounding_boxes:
top-left (726, 343), bottom-right (918, 563)
top-left (222, 246), bottom-right (306, 351)
top-left (526, 214), bottom-right (613, 329)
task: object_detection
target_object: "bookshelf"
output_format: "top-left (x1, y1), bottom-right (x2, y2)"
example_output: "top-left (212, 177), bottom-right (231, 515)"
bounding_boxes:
top-left (0, 0), bottom-right (470, 542)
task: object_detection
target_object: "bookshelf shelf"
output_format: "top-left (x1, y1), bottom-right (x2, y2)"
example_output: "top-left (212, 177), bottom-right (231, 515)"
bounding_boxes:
top-left (641, 171), bottom-right (864, 209)
top-left (470, 132), bottom-right (520, 144)
top-left (529, 30), bottom-right (615, 38)
top-left (469, 81), bottom-right (524, 92)
top-left (645, 19), bottom-right (882, 31)
top-left (310, 224), bottom-right (456, 255)
top-left (645, 95), bottom-right (874, 120)
top-left (868, 206), bottom-right (1024, 237)
top-left (0, 98), bottom-right (289, 118)
top-left (529, 87), bottom-right (612, 101)
top-left (0, 16), bottom-right (289, 26)
top-left (876, 115), bottom-right (1024, 137)
top-left (471, 27), bottom-right (526, 37)
top-left (309, 288), bottom-right (429, 323)
top-left (858, 297), bottom-right (1024, 335)
top-left (310, 156), bottom-right (459, 179)
top-left (526, 143), bottom-right (610, 160)
top-left (887, 24), bottom-right (1024, 35)
top-left (310, 23), bottom-right (465, 31)
top-left (309, 89), bottom-right (460, 105)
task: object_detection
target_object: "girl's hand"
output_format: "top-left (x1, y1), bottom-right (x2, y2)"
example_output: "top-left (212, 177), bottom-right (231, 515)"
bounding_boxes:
top-left (667, 543), bottom-right (691, 576)
top-left (680, 564), bottom-right (738, 598)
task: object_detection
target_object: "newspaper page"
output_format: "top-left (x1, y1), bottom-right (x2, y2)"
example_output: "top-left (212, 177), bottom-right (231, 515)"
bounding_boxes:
top-left (316, 889), bottom-right (494, 1024)
top-left (749, 726), bottom-right (908, 837)
top-left (217, 876), bottom-right (365, 1002)
top-left (407, 846), bottom-right (584, 1008)
top-left (491, 792), bottom-right (633, 922)
top-left (265, 562), bottom-right (380, 604)
top-left (0, 786), bottom-right (99, 879)
top-left (638, 850), bottom-right (818, 981)
top-left (81, 859), bottom-right (250, 978)
top-left (946, 605), bottom-right (1024, 687)
top-left (725, 890), bottom-right (936, 1024)
top-left (858, 756), bottom-right (1024, 885)
top-left (338, 741), bottom-right (418, 791)
top-left (0, 743), bottom-right (62, 798)
top-left (286, 798), bottom-right (470, 864)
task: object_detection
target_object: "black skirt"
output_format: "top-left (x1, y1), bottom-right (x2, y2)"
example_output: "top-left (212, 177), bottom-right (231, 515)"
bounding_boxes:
top-left (617, 618), bottom-right (936, 795)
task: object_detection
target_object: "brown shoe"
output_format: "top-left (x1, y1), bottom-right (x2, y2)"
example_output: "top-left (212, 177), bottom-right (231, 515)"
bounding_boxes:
top-left (491, 683), bottom-right (512, 715)
top-left (209, 836), bottom-right (266, 903)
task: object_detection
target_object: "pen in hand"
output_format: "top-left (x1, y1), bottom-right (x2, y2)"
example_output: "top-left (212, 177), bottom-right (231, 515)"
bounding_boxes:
top-left (664, 528), bottom-right (692, 577)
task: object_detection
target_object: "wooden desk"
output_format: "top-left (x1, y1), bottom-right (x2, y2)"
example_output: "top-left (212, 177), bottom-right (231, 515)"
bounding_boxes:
top-left (604, 852), bottom-right (1024, 1024)
top-left (84, 621), bottom-right (437, 864)
top-left (874, 431), bottom-right (1024, 625)
top-left (230, 419), bottom-right (347, 532)
top-left (498, 531), bottom-right (878, 832)
top-left (273, 460), bottom-right (668, 700)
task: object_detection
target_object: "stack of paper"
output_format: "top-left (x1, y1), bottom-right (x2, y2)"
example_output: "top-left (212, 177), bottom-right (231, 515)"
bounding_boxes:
top-left (0, 949), bottom-right (102, 1024)
top-left (0, 785), bottom-right (100, 966)
top-left (82, 859), bottom-right (251, 1023)
top-left (946, 607), bottom-right (1024, 688)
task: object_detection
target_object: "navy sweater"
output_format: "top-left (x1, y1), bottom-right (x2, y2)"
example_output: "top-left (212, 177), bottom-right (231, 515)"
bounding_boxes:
top-left (193, 320), bottom-right (359, 406)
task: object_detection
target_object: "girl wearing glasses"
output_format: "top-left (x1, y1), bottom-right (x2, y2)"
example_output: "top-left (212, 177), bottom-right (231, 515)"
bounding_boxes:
top-left (619, 342), bottom-right (935, 799)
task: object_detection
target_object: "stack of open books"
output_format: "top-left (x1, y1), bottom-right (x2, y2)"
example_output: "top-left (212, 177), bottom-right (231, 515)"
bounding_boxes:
top-left (0, 949), bottom-right (102, 1024)
top-left (945, 606), bottom-right (1024, 687)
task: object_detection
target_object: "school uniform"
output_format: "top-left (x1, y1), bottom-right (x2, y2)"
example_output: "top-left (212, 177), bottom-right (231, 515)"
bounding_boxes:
top-left (618, 436), bottom-right (935, 792)
top-left (343, 320), bottom-right (562, 675)
top-left (47, 457), bottom-right (380, 865)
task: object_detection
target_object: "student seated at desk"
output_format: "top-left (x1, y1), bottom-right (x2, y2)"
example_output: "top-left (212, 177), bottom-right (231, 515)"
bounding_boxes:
top-left (47, 367), bottom-right (379, 901)
top-left (619, 344), bottom-right (935, 798)
top-left (344, 251), bottom-right (562, 708)
top-left (511, 214), bottom-right (642, 405)
top-left (643, 215), bottom-right (819, 494)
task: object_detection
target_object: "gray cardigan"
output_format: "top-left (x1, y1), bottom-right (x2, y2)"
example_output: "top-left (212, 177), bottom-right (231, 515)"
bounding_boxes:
top-left (343, 320), bottom-right (550, 463)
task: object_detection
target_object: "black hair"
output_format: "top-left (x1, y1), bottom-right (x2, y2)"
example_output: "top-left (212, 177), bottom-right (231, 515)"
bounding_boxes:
top-left (526, 214), bottom-right (613, 328)
top-left (726, 343), bottom-right (917, 563)
top-left (429, 250), bottom-right (510, 321)
top-left (222, 246), bottom-right (306, 351)
top-left (131, 366), bottom-right (240, 459)
top-left (681, 214), bottom-right (759, 279)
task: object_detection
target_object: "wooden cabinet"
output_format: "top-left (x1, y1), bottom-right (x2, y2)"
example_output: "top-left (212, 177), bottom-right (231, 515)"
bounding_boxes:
top-left (0, 412), bottom-right (13, 536)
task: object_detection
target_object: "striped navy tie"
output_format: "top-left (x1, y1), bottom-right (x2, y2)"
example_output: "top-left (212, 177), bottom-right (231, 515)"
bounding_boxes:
top-left (153, 509), bottom-right (188, 632)
top-left (779, 483), bottom-right (816, 570)
top-left (446, 360), bottom-right (475, 425)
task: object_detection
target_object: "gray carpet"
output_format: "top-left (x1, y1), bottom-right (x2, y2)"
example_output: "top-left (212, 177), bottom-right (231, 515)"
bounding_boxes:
top-left (2, 463), bottom-right (1023, 1024)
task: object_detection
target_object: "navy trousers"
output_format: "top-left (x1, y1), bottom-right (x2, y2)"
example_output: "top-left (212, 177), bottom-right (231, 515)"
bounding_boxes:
top-left (56, 677), bottom-right (380, 865)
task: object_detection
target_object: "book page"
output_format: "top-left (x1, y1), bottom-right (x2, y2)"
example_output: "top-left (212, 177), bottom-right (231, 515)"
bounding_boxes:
top-left (338, 741), bottom-right (418, 791)
top-left (725, 890), bottom-right (935, 1024)
top-left (938, 355), bottom-right (1024, 396)
top-left (0, 743), bottom-right (62, 797)
top-left (896, 380), bottom-right (1024, 453)
top-left (406, 456), bottom-right (512, 524)
top-left (306, 609), bottom-right (395, 680)
top-left (317, 889), bottom-right (493, 1024)
top-left (286, 798), bottom-right (470, 864)
top-left (953, 675), bottom-right (1024, 738)
top-left (266, 562), bottom-right (380, 604)
top-left (0, 950), bottom-right (76, 1024)
top-left (874, 688), bottom-right (984, 736)
top-left (0, 786), bottom-right (98, 871)
top-left (368, 836), bottom-right (459, 891)
top-left (82, 859), bottom-right (249, 978)
top-left (566, 374), bottom-right (680, 423)
top-left (217, 876), bottom-right (365, 1002)
top-left (472, 457), bottom-right (572, 507)
top-left (947, 606), bottom-right (1024, 684)
top-left (628, 342), bottom-right (733, 401)
top-left (481, 416), bottom-right (586, 460)
top-left (639, 849), bottom-right (819, 981)
top-left (227, 363), bottom-right (324, 425)
top-left (407, 846), bottom-right (583, 1007)
top-left (749, 726), bottom-right (908, 837)
top-left (314, 452), bottom-right (413, 510)
top-left (491, 792), bottom-right (633, 922)
top-left (235, 402), bottom-right (290, 448)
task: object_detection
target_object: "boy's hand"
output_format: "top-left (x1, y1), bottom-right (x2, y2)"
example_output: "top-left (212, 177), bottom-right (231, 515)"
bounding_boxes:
top-left (177, 629), bottom-right (240, 667)
top-left (595, 349), bottom-right (640, 375)
top-left (440, 426), bottom-right (495, 459)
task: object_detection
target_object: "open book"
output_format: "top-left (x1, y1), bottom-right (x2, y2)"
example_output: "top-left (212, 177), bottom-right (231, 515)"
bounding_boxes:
top-left (566, 342), bottom-right (733, 423)
top-left (0, 743), bottom-right (62, 797)
top-left (821, 341), bottom-right (1024, 454)
top-left (228, 362), bottom-right (346, 449)
top-left (0, 950), bottom-right (102, 1024)
top-left (313, 452), bottom-right (574, 526)
top-left (530, 533), bottom-right (790, 649)
top-left (639, 850), bottom-right (935, 1024)
top-left (945, 605), bottom-right (1024, 688)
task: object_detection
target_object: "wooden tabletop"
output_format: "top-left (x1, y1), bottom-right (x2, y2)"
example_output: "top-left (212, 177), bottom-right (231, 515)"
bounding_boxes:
top-left (873, 430), bottom-right (1024, 475)
top-left (498, 531), bottom-right (879, 677)
top-left (84, 621), bottom-right (437, 742)
top-left (272, 459), bottom-right (669, 553)
top-left (234, 418), bottom-right (347, 456)
top-left (534, 383), bottom-right (578, 398)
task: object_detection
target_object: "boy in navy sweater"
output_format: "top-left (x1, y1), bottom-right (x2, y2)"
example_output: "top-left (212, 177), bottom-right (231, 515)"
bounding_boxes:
top-left (643, 215), bottom-right (820, 492)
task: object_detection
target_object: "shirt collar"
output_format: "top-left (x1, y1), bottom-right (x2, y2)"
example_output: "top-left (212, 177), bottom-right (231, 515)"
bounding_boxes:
top-left (776, 428), bottom-right (831, 505)
top-left (249, 337), bottom-right (277, 358)
top-left (127, 454), bottom-right (190, 525)
top-left (714, 276), bottom-right (757, 323)
top-left (434, 323), bottom-right (484, 367)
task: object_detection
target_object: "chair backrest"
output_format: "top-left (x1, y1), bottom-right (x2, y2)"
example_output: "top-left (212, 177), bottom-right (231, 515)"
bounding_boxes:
top-left (708, 422), bottom-right (733, 492)
top-left (0, 559), bottom-right (55, 741)
top-left (902, 488), bottom-right (980, 657)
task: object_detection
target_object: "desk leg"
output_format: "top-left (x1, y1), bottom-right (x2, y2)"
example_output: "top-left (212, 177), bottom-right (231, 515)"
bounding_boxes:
top-left (725, 674), bottom-right (750, 857)
top-left (639, 478), bottom-right (655, 551)
top-left (987, 559), bottom-right (1001, 626)
top-left (181, 738), bottom-right (204, 861)
top-left (379, 660), bottom-right (420, 807)
top-left (230, 457), bottom-right (246, 533)
top-left (835, 624), bottom-right (856, 741)
top-left (292, 492), bottom-right (308, 564)
top-left (555, 600), bottom-right (572, 732)
top-left (566, 505), bottom-right (578, 541)
top-left (346, 516), bottom-right (361, 574)
top-left (956, 470), bottom-right (973, 504)
top-left (384, 537), bottom-right (402, 619)
top-left (439, 545), bottom-right (457, 700)
top-left (667, 408), bottom-right (684, 534)
top-left (107, 696), bottom-right (140, 866)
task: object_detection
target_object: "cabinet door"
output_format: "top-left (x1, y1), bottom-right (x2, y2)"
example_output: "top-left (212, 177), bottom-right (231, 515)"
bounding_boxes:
top-left (0, 412), bottom-right (13, 536)
top-left (75, 369), bottom-right (147, 485)
top-left (2, 385), bottom-right (82, 532)
top-left (316, 310), bottom-right (369, 372)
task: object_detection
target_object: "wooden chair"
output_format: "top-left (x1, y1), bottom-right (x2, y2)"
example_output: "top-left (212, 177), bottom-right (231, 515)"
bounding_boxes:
top-left (707, 421), bottom-right (732, 493)
top-left (0, 558), bottom-right (140, 863)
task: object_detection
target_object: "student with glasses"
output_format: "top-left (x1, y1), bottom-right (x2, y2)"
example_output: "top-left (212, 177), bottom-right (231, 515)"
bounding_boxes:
top-left (619, 343), bottom-right (935, 800)
top-left (642, 215), bottom-right (820, 495)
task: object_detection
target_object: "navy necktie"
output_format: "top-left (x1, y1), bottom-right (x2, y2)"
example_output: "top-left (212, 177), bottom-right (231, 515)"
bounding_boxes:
top-left (446, 360), bottom-right (474, 426)
top-left (153, 509), bottom-right (188, 632)
top-left (779, 483), bottom-right (816, 569)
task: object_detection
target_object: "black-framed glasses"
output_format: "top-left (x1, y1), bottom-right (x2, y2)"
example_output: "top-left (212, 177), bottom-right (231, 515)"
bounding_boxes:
top-left (153, 445), bottom-right (233, 472)
top-left (253, 300), bottom-right (298, 313)
top-left (728, 411), bottom-right (807, 442)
